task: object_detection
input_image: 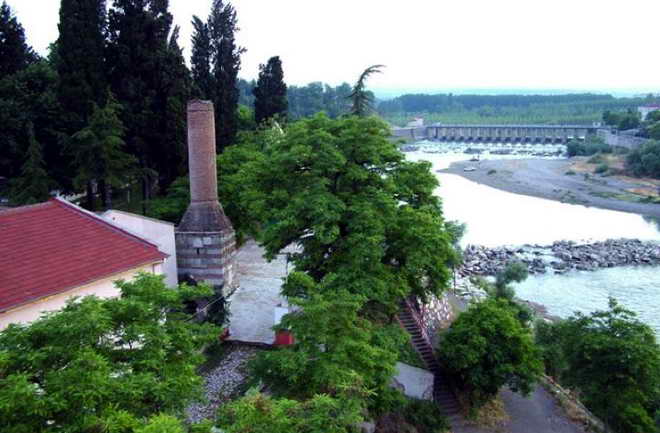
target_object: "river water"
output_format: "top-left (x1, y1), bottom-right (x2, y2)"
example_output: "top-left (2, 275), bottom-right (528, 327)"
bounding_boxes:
top-left (406, 144), bottom-right (660, 332)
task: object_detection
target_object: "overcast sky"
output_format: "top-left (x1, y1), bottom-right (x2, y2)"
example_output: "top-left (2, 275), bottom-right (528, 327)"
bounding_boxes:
top-left (6, 0), bottom-right (660, 94)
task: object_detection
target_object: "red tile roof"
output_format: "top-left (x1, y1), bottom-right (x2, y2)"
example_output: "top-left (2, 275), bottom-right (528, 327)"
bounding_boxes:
top-left (0, 199), bottom-right (167, 312)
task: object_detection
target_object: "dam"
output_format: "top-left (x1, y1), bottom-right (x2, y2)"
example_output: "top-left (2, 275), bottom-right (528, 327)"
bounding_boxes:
top-left (394, 124), bottom-right (602, 144)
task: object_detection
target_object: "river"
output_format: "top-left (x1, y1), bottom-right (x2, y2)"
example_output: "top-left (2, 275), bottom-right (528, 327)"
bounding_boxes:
top-left (406, 143), bottom-right (660, 331)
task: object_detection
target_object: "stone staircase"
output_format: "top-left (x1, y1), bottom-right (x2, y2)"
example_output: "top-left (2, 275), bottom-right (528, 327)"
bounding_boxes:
top-left (397, 299), bottom-right (461, 419)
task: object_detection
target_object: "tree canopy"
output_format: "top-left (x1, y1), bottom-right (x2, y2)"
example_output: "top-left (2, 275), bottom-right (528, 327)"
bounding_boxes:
top-left (0, 1), bottom-right (37, 78)
top-left (70, 93), bottom-right (137, 209)
top-left (0, 273), bottom-right (218, 433)
top-left (626, 140), bottom-right (660, 178)
top-left (536, 299), bottom-right (660, 433)
top-left (244, 114), bottom-right (456, 308)
top-left (438, 298), bottom-right (543, 408)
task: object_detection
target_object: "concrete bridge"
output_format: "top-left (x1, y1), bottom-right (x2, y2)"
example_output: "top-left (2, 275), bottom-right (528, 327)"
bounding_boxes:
top-left (393, 124), bottom-right (603, 144)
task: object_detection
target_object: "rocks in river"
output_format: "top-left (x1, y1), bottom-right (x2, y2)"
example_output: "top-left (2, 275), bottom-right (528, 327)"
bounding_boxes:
top-left (459, 239), bottom-right (660, 277)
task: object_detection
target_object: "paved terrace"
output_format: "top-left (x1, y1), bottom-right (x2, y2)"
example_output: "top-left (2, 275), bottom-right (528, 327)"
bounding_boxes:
top-left (226, 240), bottom-right (293, 344)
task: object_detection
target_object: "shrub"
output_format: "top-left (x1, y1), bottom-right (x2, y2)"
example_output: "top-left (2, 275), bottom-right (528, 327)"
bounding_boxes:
top-left (487, 169), bottom-right (497, 175)
top-left (594, 163), bottom-right (609, 174)
top-left (587, 153), bottom-right (606, 164)
top-left (438, 299), bottom-right (543, 408)
top-left (564, 170), bottom-right (576, 175)
top-left (625, 140), bottom-right (660, 178)
top-left (402, 399), bottom-right (451, 433)
top-left (566, 137), bottom-right (611, 157)
top-left (535, 299), bottom-right (660, 433)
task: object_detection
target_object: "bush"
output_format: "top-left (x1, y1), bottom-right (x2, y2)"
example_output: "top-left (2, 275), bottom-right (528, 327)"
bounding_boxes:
top-left (535, 299), bottom-right (660, 433)
top-left (438, 299), bottom-right (543, 408)
top-left (566, 137), bottom-right (611, 157)
top-left (625, 140), bottom-right (660, 178)
top-left (402, 399), bottom-right (451, 433)
top-left (487, 169), bottom-right (497, 175)
top-left (587, 153), bottom-right (606, 164)
top-left (594, 163), bottom-right (609, 174)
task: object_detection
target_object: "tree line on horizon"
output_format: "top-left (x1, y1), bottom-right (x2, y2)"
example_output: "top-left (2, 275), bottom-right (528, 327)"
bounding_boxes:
top-left (378, 92), bottom-right (654, 126)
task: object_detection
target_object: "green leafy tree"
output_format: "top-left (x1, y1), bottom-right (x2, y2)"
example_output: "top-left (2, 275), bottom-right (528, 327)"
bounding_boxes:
top-left (0, 61), bottom-right (65, 188)
top-left (438, 299), bottom-right (543, 408)
top-left (349, 64), bottom-right (384, 117)
top-left (626, 140), bottom-right (660, 178)
top-left (0, 1), bottom-right (37, 78)
top-left (246, 114), bottom-right (455, 309)
top-left (253, 56), bottom-right (288, 124)
top-left (536, 299), bottom-right (660, 433)
top-left (648, 121), bottom-right (660, 141)
top-left (250, 274), bottom-right (404, 411)
top-left (0, 273), bottom-right (218, 433)
top-left (218, 389), bottom-right (364, 433)
top-left (237, 114), bottom-right (455, 412)
top-left (8, 122), bottom-right (52, 205)
top-left (70, 93), bottom-right (137, 209)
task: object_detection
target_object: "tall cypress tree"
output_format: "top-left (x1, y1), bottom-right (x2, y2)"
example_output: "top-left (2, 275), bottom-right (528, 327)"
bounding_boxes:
top-left (209, 0), bottom-right (244, 153)
top-left (9, 122), bottom-right (52, 205)
top-left (0, 1), bottom-right (36, 79)
top-left (108, 0), bottom-right (188, 204)
top-left (57, 0), bottom-right (108, 209)
top-left (253, 56), bottom-right (288, 125)
top-left (190, 16), bottom-right (214, 100)
top-left (57, 0), bottom-right (107, 131)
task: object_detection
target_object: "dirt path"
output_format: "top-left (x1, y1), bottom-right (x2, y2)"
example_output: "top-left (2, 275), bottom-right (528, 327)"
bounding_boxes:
top-left (453, 387), bottom-right (588, 433)
top-left (445, 158), bottom-right (660, 218)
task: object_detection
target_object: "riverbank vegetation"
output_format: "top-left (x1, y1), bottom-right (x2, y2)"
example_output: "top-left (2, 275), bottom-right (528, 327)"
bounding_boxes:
top-left (536, 299), bottom-right (660, 433)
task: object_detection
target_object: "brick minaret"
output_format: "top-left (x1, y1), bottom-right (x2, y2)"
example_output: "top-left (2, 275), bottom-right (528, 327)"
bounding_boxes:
top-left (175, 100), bottom-right (236, 293)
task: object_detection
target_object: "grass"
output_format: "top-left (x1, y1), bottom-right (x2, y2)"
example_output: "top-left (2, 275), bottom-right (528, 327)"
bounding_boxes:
top-left (589, 190), bottom-right (654, 203)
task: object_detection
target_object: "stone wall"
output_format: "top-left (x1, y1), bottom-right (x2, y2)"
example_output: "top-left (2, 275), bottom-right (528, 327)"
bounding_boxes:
top-left (419, 293), bottom-right (454, 343)
top-left (391, 126), bottom-right (428, 141)
top-left (598, 129), bottom-right (649, 151)
top-left (176, 230), bottom-right (237, 294)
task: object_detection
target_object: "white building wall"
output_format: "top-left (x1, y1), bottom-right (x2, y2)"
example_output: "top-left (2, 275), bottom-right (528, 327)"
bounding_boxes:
top-left (639, 106), bottom-right (660, 121)
top-left (102, 210), bottom-right (178, 287)
top-left (0, 263), bottom-right (161, 330)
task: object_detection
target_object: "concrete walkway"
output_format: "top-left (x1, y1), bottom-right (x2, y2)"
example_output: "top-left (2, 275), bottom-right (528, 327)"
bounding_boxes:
top-left (226, 240), bottom-right (292, 345)
top-left (454, 387), bottom-right (587, 433)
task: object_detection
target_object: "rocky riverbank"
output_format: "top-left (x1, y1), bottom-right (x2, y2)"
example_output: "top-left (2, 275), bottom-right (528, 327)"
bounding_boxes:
top-left (460, 239), bottom-right (660, 277)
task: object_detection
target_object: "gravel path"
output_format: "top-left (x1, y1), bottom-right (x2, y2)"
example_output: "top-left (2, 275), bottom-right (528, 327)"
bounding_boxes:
top-left (446, 158), bottom-right (660, 218)
top-left (186, 344), bottom-right (263, 423)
